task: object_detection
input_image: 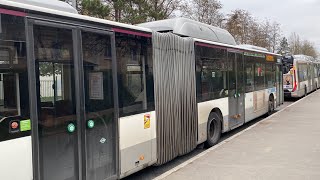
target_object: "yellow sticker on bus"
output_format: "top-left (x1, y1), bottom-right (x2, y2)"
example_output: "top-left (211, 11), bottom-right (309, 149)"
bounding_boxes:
top-left (144, 114), bottom-right (150, 129)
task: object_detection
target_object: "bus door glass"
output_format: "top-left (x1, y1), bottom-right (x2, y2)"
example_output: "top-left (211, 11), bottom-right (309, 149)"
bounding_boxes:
top-left (33, 24), bottom-right (78, 180)
top-left (81, 30), bottom-right (117, 180)
top-left (32, 20), bottom-right (117, 180)
top-left (228, 52), bottom-right (245, 129)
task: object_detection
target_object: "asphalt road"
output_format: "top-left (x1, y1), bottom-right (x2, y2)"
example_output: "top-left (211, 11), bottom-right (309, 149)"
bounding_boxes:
top-left (124, 100), bottom-right (295, 180)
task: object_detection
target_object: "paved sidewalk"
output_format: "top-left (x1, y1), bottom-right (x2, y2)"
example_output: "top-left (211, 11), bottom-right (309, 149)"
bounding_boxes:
top-left (162, 90), bottom-right (320, 180)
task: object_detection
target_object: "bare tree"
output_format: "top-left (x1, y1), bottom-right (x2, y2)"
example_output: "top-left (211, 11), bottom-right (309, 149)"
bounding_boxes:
top-left (225, 9), bottom-right (282, 50)
top-left (301, 40), bottom-right (318, 58)
top-left (289, 32), bottom-right (302, 55)
top-left (146, 0), bottom-right (182, 21)
top-left (288, 32), bottom-right (318, 58)
top-left (181, 0), bottom-right (224, 27)
top-left (225, 9), bottom-right (255, 44)
top-left (262, 20), bottom-right (281, 52)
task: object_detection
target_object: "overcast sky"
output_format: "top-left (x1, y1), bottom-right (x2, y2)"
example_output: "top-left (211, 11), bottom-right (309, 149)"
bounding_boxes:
top-left (220, 0), bottom-right (320, 50)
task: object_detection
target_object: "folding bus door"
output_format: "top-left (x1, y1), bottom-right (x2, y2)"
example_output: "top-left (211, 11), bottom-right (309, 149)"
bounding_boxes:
top-left (228, 52), bottom-right (245, 129)
top-left (28, 19), bottom-right (118, 180)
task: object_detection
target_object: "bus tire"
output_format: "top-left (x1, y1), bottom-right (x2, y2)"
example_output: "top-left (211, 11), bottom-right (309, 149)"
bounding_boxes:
top-left (204, 112), bottom-right (222, 148)
top-left (267, 95), bottom-right (275, 116)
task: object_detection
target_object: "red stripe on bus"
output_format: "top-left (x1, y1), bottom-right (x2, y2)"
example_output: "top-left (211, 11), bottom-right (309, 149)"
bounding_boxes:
top-left (195, 42), bottom-right (228, 50)
top-left (112, 28), bottom-right (152, 37)
top-left (0, 8), bottom-right (26, 17)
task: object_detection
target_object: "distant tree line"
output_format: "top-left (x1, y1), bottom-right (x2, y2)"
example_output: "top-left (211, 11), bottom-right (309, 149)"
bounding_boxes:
top-left (60, 0), bottom-right (319, 58)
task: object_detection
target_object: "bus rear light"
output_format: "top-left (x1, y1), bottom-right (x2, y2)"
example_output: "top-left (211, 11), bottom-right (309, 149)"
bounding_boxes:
top-left (292, 69), bottom-right (297, 92)
top-left (292, 82), bottom-right (298, 92)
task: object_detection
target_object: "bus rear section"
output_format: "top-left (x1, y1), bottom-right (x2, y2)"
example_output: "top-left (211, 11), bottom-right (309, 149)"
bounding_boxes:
top-left (282, 55), bottom-right (318, 98)
top-left (283, 69), bottom-right (297, 98)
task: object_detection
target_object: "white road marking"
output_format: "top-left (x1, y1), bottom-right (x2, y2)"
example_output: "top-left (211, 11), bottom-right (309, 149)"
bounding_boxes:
top-left (153, 96), bottom-right (308, 180)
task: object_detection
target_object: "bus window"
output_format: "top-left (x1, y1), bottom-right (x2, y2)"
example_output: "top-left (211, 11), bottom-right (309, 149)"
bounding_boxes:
top-left (254, 60), bottom-right (265, 90)
top-left (245, 58), bottom-right (254, 92)
top-left (0, 14), bottom-right (30, 141)
top-left (266, 63), bottom-right (275, 88)
top-left (298, 64), bottom-right (307, 81)
top-left (196, 46), bottom-right (227, 102)
top-left (116, 33), bottom-right (154, 116)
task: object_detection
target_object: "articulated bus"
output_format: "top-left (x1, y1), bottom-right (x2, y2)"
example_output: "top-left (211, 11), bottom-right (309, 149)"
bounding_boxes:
top-left (0, 1), bottom-right (283, 180)
top-left (283, 55), bottom-right (320, 98)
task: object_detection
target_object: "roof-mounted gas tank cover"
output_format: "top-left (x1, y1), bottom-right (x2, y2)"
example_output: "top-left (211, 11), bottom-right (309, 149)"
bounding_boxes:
top-left (6, 0), bottom-right (78, 14)
top-left (138, 18), bottom-right (237, 46)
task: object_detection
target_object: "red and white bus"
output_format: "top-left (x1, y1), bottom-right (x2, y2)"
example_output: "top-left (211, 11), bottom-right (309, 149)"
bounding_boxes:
top-left (283, 55), bottom-right (319, 98)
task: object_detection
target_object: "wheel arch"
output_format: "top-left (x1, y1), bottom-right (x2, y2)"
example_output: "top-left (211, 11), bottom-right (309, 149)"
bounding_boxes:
top-left (269, 92), bottom-right (275, 100)
top-left (209, 107), bottom-right (224, 130)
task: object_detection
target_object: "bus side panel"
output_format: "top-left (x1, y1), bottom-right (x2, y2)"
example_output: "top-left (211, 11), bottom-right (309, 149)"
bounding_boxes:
top-left (197, 97), bottom-right (229, 144)
top-left (119, 111), bottom-right (156, 178)
top-left (294, 80), bottom-right (308, 97)
top-left (245, 89), bottom-right (274, 122)
top-left (0, 136), bottom-right (33, 180)
top-left (314, 77), bottom-right (319, 89)
top-left (244, 92), bottom-right (255, 122)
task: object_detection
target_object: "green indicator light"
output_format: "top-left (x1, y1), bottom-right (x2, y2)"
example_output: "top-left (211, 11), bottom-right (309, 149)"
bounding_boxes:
top-left (67, 123), bottom-right (76, 133)
top-left (87, 120), bottom-right (95, 129)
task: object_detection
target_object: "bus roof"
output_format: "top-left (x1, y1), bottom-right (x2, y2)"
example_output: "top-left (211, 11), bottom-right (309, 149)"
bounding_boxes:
top-left (238, 44), bottom-right (269, 52)
top-left (0, 0), bottom-right (151, 33)
top-left (194, 38), bottom-right (281, 56)
top-left (7, 0), bottom-right (78, 14)
top-left (293, 55), bottom-right (315, 61)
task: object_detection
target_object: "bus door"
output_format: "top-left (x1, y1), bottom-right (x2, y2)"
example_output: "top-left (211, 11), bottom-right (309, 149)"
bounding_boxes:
top-left (276, 64), bottom-right (282, 106)
top-left (228, 51), bottom-right (245, 129)
top-left (310, 64), bottom-right (315, 91)
top-left (29, 20), bottom-right (117, 180)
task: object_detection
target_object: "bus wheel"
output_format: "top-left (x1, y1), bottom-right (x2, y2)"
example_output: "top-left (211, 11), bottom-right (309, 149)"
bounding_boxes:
top-left (267, 96), bottom-right (275, 116)
top-left (205, 112), bottom-right (222, 148)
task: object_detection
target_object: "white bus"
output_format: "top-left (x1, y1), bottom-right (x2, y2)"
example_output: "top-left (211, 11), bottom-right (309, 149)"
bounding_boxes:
top-left (283, 55), bottom-right (319, 98)
top-left (0, 1), bottom-right (282, 180)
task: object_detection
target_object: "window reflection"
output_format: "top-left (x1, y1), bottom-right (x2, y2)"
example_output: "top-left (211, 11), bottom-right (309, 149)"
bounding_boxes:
top-left (0, 14), bottom-right (29, 120)
top-left (34, 25), bottom-right (77, 180)
top-left (116, 33), bottom-right (154, 116)
top-left (34, 26), bottom-right (76, 127)
top-left (196, 46), bottom-right (228, 102)
top-left (245, 59), bottom-right (255, 93)
top-left (82, 31), bottom-right (116, 180)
